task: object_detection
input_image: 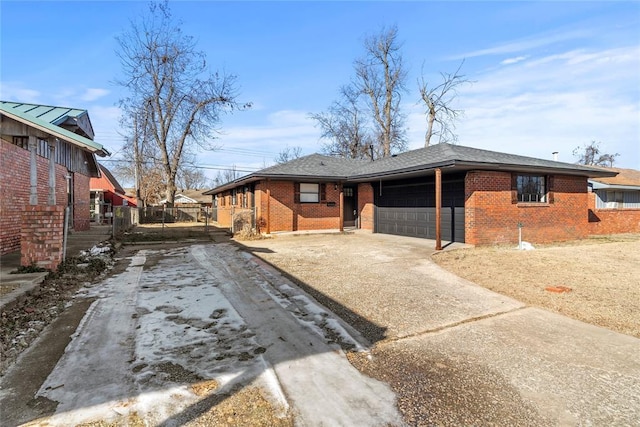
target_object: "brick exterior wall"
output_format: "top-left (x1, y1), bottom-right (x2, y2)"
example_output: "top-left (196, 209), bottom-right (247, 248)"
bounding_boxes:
top-left (358, 183), bottom-right (374, 231)
top-left (212, 172), bottom-right (640, 242)
top-left (464, 171), bottom-right (590, 245)
top-left (73, 174), bottom-right (91, 231)
top-left (0, 140), bottom-right (93, 255)
top-left (21, 205), bottom-right (65, 270)
top-left (254, 180), bottom-right (342, 232)
top-left (587, 192), bottom-right (640, 235)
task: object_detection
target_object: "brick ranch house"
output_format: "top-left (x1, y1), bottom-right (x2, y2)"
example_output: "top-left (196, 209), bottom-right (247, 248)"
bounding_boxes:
top-left (203, 143), bottom-right (639, 248)
top-left (1, 101), bottom-right (109, 268)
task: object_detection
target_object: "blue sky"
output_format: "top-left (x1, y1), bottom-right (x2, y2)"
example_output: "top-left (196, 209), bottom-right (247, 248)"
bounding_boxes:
top-left (2, 1), bottom-right (639, 183)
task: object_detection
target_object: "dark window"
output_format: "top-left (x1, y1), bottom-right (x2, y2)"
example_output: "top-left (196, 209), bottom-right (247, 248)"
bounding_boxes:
top-left (517, 175), bottom-right (546, 203)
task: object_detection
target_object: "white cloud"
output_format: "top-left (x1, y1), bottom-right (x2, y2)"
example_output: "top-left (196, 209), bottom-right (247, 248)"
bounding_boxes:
top-left (438, 45), bottom-right (640, 168)
top-left (450, 28), bottom-right (592, 60)
top-left (80, 88), bottom-right (110, 102)
top-left (500, 56), bottom-right (528, 65)
top-left (197, 109), bottom-right (323, 173)
top-left (0, 82), bottom-right (42, 103)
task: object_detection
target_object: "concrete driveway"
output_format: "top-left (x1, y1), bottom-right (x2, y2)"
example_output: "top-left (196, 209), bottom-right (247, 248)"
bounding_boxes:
top-left (239, 231), bottom-right (640, 426)
top-left (2, 231), bottom-right (639, 426)
top-left (1, 243), bottom-right (402, 426)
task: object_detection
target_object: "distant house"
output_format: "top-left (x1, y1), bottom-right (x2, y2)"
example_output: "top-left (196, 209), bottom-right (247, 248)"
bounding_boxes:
top-left (0, 101), bottom-right (109, 268)
top-left (205, 143), bottom-right (624, 247)
top-left (158, 190), bottom-right (212, 207)
top-left (588, 167), bottom-right (640, 235)
top-left (90, 164), bottom-right (137, 224)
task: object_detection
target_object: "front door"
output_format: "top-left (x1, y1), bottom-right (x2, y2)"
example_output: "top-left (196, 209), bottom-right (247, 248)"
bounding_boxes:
top-left (343, 186), bottom-right (357, 227)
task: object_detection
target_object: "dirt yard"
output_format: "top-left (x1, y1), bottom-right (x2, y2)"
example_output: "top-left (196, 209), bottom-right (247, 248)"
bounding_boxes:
top-left (431, 234), bottom-right (640, 338)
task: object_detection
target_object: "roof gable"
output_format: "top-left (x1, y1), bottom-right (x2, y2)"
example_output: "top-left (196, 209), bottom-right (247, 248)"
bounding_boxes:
top-left (97, 164), bottom-right (125, 194)
top-left (0, 101), bottom-right (106, 156)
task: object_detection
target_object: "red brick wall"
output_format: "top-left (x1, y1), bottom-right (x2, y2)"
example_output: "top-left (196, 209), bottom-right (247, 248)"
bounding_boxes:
top-left (297, 184), bottom-right (341, 230)
top-left (587, 193), bottom-right (640, 235)
top-left (21, 205), bottom-right (65, 270)
top-left (254, 180), bottom-right (342, 232)
top-left (0, 140), bottom-right (93, 255)
top-left (465, 171), bottom-right (590, 245)
top-left (73, 174), bottom-right (91, 231)
top-left (358, 183), bottom-right (374, 231)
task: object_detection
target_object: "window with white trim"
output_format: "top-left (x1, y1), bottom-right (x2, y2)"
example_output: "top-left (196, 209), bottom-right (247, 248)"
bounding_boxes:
top-left (299, 183), bottom-right (320, 203)
top-left (517, 175), bottom-right (546, 203)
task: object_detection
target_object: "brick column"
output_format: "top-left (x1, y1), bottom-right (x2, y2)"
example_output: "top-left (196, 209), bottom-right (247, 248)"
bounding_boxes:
top-left (21, 205), bottom-right (65, 270)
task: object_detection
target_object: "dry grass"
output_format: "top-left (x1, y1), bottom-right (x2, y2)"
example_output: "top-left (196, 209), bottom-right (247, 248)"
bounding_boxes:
top-left (432, 235), bottom-right (640, 338)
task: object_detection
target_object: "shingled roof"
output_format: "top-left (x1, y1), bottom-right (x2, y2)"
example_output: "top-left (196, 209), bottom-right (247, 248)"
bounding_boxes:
top-left (205, 143), bottom-right (617, 194)
top-left (589, 167), bottom-right (640, 189)
top-left (349, 143), bottom-right (615, 180)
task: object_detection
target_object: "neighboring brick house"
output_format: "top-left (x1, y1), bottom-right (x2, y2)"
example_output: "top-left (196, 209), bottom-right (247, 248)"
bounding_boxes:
top-left (205, 143), bottom-right (623, 247)
top-left (90, 163), bottom-right (137, 224)
top-left (0, 101), bottom-right (109, 268)
top-left (588, 168), bottom-right (640, 235)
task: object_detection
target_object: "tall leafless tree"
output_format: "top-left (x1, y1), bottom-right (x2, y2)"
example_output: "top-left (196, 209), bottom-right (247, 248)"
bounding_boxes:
top-left (573, 141), bottom-right (619, 167)
top-left (115, 1), bottom-right (249, 206)
top-left (418, 60), bottom-right (470, 146)
top-left (311, 85), bottom-right (374, 159)
top-left (354, 26), bottom-right (407, 157)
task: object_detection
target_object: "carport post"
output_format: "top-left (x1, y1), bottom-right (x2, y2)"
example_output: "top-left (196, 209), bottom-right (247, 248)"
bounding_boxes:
top-left (266, 182), bottom-right (271, 234)
top-left (339, 183), bottom-right (344, 232)
top-left (435, 168), bottom-right (442, 250)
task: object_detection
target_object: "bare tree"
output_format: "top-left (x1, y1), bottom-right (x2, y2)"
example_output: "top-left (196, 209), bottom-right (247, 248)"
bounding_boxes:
top-left (275, 145), bottom-right (304, 164)
top-left (115, 1), bottom-right (249, 206)
top-left (177, 165), bottom-right (209, 190)
top-left (311, 85), bottom-right (374, 159)
top-left (418, 60), bottom-right (470, 146)
top-left (212, 166), bottom-right (241, 187)
top-left (354, 25), bottom-right (407, 157)
top-left (573, 141), bottom-right (619, 167)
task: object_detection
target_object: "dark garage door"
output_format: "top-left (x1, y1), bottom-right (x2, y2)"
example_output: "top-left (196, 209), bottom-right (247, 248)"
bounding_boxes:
top-left (374, 177), bottom-right (465, 243)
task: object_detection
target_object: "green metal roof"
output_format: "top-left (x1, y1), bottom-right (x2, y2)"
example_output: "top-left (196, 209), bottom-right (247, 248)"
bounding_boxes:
top-left (0, 101), bottom-right (108, 156)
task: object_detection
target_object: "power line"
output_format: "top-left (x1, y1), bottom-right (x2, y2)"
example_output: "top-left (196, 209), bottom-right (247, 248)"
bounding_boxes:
top-left (98, 158), bottom-right (259, 173)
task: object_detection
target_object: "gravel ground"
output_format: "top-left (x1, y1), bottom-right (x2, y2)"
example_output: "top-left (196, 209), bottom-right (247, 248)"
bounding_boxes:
top-left (348, 343), bottom-right (551, 427)
top-left (431, 234), bottom-right (640, 338)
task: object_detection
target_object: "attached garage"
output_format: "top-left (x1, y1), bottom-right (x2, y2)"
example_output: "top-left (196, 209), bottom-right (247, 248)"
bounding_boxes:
top-left (373, 174), bottom-right (466, 243)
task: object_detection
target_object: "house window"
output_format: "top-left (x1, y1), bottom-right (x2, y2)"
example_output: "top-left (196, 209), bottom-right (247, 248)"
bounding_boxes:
top-left (232, 189), bottom-right (237, 205)
top-left (516, 175), bottom-right (546, 203)
top-left (299, 183), bottom-right (320, 203)
top-left (605, 191), bottom-right (624, 208)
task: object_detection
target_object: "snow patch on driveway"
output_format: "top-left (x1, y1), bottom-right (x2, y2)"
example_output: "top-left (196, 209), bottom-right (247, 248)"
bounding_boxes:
top-left (33, 244), bottom-right (402, 426)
